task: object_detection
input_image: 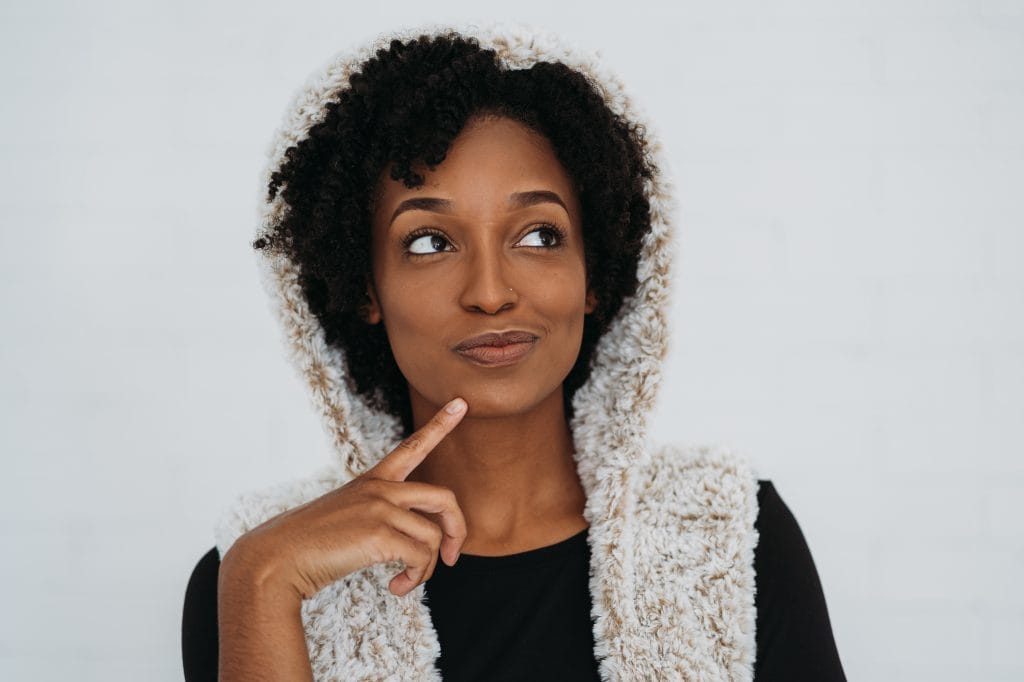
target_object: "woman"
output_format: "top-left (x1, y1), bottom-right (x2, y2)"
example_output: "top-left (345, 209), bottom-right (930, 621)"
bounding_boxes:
top-left (182, 24), bottom-right (846, 681)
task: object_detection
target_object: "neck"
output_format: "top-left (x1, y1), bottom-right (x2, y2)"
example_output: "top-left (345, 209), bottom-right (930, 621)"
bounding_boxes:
top-left (404, 387), bottom-right (588, 556)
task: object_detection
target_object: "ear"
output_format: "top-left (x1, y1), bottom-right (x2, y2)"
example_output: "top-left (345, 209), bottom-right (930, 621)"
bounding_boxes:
top-left (584, 287), bottom-right (597, 315)
top-left (362, 276), bottom-right (383, 324)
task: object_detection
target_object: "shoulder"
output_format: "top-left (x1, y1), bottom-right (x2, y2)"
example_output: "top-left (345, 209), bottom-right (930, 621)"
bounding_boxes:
top-left (753, 479), bottom-right (817, 568)
top-left (632, 443), bottom-right (760, 583)
top-left (628, 444), bottom-right (761, 674)
top-left (751, 480), bottom-right (830, 598)
top-left (182, 547), bottom-right (220, 681)
top-left (751, 480), bottom-right (848, 681)
top-left (185, 547), bottom-right (220, 597)
top-left (635, 443), bottom-right (760, 524)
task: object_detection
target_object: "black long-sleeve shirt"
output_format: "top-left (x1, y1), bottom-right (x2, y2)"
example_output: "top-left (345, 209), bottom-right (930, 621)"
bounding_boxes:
top-left (182, 479), bottom-right (846, 680)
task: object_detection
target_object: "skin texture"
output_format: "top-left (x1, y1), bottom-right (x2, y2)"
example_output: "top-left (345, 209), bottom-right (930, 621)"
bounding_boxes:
top-left (217, 114), bottom-right (598, 680)
top-left (365, 113), bottom-right (596, 555)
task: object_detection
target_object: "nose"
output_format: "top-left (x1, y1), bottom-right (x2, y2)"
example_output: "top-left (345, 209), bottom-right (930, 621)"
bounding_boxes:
top-left (458, 248), bottom-right (518, 315)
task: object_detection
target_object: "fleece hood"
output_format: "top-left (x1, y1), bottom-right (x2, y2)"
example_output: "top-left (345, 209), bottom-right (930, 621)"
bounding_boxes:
top-left (214, 21), bottom-right (760, 681)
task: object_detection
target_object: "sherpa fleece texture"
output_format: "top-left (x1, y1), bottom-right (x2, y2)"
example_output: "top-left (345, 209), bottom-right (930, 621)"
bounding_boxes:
top-left (213, 21), bottom-right (761, 681)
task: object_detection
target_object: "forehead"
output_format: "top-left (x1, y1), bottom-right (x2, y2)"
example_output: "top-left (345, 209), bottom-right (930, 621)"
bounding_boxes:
top-left (371, 115), bottom-right (580, 223)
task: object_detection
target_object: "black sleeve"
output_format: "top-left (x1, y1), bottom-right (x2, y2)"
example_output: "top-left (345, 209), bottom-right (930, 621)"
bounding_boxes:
top-left (753, 480), bottom-right (846, 682)
top-left (182, 547), bottom-right (220, 682)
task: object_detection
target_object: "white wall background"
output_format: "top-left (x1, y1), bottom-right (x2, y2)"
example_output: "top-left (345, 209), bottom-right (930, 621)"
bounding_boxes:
top-left (2, 0), bottom-right (1021, 679)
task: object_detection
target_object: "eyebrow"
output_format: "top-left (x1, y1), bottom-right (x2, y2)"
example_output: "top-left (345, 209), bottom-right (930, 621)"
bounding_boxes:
top-left (389, 190), bottom-right (569, 226)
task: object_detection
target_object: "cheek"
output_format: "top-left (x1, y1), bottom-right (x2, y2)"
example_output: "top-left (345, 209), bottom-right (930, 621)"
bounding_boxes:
top-left (373, 277), bottom-right (459, 388)
top-left (528, 265), bottom-right (590, 319)
top-left (378, 284), bottom-right (447, 345)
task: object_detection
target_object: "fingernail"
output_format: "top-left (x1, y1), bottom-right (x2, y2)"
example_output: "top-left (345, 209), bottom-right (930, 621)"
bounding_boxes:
top-left (445, 398), bottom-right (466, 414)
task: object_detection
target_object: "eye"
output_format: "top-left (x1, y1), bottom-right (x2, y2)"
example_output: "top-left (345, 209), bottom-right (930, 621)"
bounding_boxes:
top-left (403, 229), bottom-right (453, 255)
top-left (517, 224), bottom-right (567, 248)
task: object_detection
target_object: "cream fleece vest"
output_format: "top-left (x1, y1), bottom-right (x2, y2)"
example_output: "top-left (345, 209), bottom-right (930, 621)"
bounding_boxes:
top-left (214, 21), bottom-right (761, 680)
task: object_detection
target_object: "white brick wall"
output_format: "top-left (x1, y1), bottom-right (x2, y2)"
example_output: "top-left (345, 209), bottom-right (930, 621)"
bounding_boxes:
top-left (2, 1), bottom-right (1020, 679)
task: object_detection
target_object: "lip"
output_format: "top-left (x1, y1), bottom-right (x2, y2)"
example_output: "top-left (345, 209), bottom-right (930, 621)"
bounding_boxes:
top-left (454, 330), bottom-right (539, 350)
top-left (453, 330), bottom-right (539, 368)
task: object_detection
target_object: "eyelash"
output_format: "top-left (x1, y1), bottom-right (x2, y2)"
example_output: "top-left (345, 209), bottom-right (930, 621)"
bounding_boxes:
top-left (400, 223), bottom-right (568, 257)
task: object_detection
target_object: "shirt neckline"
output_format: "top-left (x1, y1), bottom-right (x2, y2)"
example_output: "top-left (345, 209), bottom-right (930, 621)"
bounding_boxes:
top-left (431, 526), bottom-right (591, 574)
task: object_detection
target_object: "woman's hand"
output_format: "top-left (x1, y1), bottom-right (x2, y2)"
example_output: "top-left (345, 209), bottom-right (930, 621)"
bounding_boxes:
top-left (217, 397), bottom-right (469, 681)
top-left (225, 396), bottom-right (470, 599)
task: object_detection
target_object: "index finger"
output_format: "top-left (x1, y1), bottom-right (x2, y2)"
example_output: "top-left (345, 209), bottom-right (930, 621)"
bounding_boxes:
top-left (368, 397), bottom-right (467, 481)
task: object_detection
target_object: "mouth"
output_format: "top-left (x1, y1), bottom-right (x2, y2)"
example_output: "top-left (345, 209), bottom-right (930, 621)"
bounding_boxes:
top-left (453, 330), bottom-right (539, 368)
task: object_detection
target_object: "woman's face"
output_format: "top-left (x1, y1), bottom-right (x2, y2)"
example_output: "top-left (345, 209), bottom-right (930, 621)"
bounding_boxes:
top-left (366, 114), bottom-right (596, 421)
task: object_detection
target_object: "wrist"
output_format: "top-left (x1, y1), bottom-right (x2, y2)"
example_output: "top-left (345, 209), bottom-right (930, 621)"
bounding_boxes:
top-left (219, 535), bottom-right (303, 606)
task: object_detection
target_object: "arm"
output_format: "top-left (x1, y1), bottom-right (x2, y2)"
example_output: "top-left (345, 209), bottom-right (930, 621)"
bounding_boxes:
top-left (180, 541), bottom-right (315, 681)
top-left (217, 537), bottom-right (315, 681)
top-left (753, 480), bottom-right (847, 682)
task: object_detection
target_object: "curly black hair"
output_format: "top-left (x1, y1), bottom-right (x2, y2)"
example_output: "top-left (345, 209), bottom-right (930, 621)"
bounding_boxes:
top-left (253, 30), bottom-right (656, 436)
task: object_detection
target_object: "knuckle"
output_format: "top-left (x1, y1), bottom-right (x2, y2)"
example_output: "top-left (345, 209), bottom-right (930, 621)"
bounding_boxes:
top-left (441, 487), bottom-right (458, 507)
top-left (365, 523), bottom-right (386, 543)
top-left (430, 523), bottom-right (444, 546)
top-left (360, 478), bottom-right (386, 496)
top-left (365, 497), bottom-right (391, 517)
top-left (367, 523), bottom-right (394, 550)
top-left (397, 434), bottom-right (424, 452)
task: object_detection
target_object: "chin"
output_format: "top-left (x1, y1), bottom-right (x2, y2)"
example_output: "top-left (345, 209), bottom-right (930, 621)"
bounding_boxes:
top-left (454, 379), bottom-right (566, 417)
top-left (459, 393), bottom-right (535, 418)
top-left (407, 378), bottom-right (543, 418)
